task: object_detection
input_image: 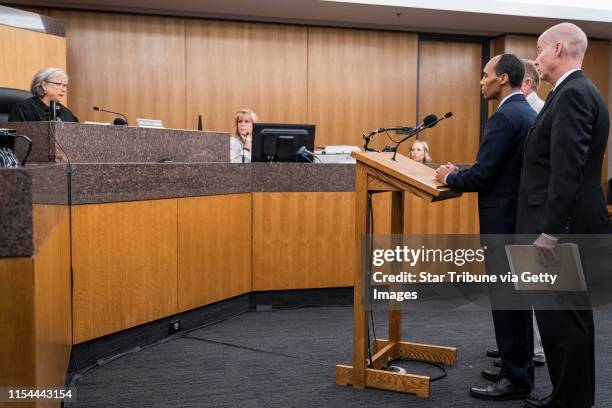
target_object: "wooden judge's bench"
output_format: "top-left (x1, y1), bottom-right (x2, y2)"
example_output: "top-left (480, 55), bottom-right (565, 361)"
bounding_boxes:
top-left (0, 122), bottom-right (479, 405)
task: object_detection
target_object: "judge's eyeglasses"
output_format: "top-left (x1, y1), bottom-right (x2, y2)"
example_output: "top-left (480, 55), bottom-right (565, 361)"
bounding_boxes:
top-left (46, 81), bottom-right (68, 90)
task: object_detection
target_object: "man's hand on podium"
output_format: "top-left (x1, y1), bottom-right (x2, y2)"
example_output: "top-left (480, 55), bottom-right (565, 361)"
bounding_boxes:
top-left (435, 162), bottom-right (459, 184)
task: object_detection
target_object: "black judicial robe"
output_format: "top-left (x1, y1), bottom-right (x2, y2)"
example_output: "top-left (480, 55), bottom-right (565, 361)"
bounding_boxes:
top-left (8, 97), bottom-right (79, 123)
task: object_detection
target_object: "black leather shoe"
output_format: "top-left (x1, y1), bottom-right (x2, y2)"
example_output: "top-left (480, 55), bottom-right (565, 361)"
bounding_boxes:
top-left (486, 348), bottom-right (500, 358)
top-left (470, 377), bottom-right (531, 401)
top-left (493, 358), bottom-right (502, 367)
top-left (481, 368), bottom-right (500, 382)
top-left (532, 354), bottom-right (546, 367)
top-left (524, 395), bottom-right (552, 407)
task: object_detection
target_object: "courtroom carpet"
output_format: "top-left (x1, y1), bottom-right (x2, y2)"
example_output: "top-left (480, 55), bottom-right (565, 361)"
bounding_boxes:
top-left (67, 304), bottom-right (612, 407)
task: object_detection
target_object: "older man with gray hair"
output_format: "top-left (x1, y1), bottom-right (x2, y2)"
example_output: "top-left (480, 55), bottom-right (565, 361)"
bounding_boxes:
top-left (517, 22), bottom-right (610, 408)
top-left (521, 59), bottom-right (545, 113)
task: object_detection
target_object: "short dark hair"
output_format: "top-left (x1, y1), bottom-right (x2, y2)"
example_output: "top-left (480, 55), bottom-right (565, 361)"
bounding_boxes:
top-left (494, 54), bottom-right (525, 88)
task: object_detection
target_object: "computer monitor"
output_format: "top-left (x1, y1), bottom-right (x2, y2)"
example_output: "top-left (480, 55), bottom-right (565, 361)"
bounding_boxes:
top-left (251, 123), bottom-right (315, 162)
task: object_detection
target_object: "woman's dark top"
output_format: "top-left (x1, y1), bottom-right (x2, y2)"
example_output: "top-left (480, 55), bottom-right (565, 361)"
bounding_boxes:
top-left (8, 97), bottom-right (79, 122)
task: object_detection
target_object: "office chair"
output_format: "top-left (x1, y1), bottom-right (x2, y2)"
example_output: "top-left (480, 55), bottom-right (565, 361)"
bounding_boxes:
top-left (0, 87), bottom-right (33, 122)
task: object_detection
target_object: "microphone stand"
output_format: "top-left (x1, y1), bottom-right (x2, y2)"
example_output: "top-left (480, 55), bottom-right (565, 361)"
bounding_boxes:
top-left (390, 126), bottom-right (426, 161)
top-left (391, 115), bottom-right (450, 161)
top-left (363, 126), bottom-right (413, 152)
top-left (93, 106), bottom-right (129, 125)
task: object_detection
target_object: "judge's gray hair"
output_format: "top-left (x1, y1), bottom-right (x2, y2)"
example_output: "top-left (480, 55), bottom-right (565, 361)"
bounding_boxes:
top-left (30, 67), bottom-right (68, 98)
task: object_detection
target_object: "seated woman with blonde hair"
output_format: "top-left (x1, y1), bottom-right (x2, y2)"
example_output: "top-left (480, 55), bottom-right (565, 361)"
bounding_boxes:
top-left (409, 140), bottom-right (432, 164)
top-left (230, 108), bottom-right (259, 163)
top-left (9, 67), bottom-right (78, 122)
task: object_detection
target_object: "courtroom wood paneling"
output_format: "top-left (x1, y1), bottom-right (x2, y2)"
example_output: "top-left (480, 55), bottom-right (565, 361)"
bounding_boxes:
top-left (404, 193), bottom-right (479, 234)
top-left (0, 206), bottom-right (70, 398)
top-left (186, 20), bottom-right (307, 132)
top-left (34, 207), bottom-right (71, 388)
top-left (32, 204), bottom-right (65, 254)
top-left (583, 40), bottom-right (610, 103)
top-left (583, 40), bottom-right (610, 193)
top-left (252, 192), bottom-right (355, 290)
top-left (0, 24), bottom-right (66, 91)
top-left (47, 9), bottom-right (186, 129)
top-left (177, 194), bottom-right (252, 311)
top-left (308, 27), bottom-right (418, 151)
top-left (71, 199), bottom-right (178, 344)
top-left (0, 257), bottom-right (35, 387)
top-left (418, 41), bottom-right (482, 164)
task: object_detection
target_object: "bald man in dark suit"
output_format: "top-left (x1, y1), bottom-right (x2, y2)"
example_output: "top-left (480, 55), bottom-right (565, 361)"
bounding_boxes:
top-left (517, 22), bottom-right (611, 408)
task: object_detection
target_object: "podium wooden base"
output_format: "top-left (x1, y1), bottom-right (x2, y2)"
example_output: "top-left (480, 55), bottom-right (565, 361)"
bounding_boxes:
top-left (337, 152), bottom-right (462, 399)
top-left (335, 339), bottom-right (457, 398)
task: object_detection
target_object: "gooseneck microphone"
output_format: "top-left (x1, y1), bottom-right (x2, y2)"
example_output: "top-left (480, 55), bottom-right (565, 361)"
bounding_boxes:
top-left (93, 106), bottom-right (128, 126)
top-left (391, 112), bottom-right (453, 161)
top-left (48, 101), bottom-right (61, 121)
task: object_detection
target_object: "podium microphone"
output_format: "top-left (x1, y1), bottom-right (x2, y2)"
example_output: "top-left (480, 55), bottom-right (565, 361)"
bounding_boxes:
top-left (391, 112), bottom-right (453, 161)
top-left (93, 106), bottom-right (128, 126)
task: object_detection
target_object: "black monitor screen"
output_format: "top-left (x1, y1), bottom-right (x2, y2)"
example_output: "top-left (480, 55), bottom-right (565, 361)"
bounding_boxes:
top-left (251, 123), bottom-right (315, 162)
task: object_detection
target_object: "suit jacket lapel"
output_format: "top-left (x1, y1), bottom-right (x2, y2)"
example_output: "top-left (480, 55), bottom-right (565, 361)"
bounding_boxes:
top-left (523, 70), bottom-right (584, 154)
top-left (533, 70), bottom-right (584, 126)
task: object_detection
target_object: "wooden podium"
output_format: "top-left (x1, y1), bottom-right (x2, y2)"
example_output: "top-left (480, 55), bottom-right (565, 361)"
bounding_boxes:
top-left (335, 151), bottom-right (461, 398)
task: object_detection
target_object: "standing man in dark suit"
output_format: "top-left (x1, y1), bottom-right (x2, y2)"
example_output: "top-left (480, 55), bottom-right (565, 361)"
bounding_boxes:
top-left (435, 54), bottom-right (537, 401)
top-left (518, 22), bottom-right (611, 408)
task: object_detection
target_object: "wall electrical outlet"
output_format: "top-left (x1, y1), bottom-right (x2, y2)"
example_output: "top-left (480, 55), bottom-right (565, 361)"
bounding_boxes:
top-left (169, 320), bottom-right (181, 333)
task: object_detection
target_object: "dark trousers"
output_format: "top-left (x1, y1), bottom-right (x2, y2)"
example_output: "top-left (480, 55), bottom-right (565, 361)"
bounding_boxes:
top-left (535, 309), bottom-right (595, 408)
top-left (492, 309), bottom-right (534, 388)
top-left (485, 240), bottom-right (535, 388)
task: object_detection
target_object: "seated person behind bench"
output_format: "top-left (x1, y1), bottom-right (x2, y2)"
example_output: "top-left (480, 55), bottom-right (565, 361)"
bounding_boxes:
top-left (9, 67), bottom-right (78, 122)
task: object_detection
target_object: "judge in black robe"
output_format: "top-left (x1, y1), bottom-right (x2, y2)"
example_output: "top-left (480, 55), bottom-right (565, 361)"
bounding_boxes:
top-left (9, 96), bottom-right (78, 122)
top-left (8, 67), bottom-right (78, 123)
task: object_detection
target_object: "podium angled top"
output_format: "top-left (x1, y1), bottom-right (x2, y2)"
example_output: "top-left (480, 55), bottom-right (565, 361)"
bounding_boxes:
top-left (352, 151), bottom-right (460, 200)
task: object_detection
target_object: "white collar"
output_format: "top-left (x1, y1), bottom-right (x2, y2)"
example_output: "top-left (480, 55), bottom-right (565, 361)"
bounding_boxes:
top-left (554, 69), bottom-right (580, 90)
top-left (498, 91), bottom-right (523, 109)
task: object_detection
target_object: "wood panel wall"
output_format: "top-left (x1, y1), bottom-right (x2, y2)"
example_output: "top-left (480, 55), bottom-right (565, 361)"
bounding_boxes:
top-left (0, 24), bottom-right (66, 91)
top-left (308, 28), bottom-right (418, 150)
top-left (0, 257), bottom-right (35, 388)
top-left (185, 20), bottom-right (308, 132)
top-left (71, 194), bottom-right (254, 343)
top-left (29, 7), bottom-right (474, 153)
top-left (71, 199), bottom-right (179, 343)
top-left (46, 9), bottom-right (186, 129)
top-left (417, 41), bottom-right (483, 164)
top-left (177, 194), bottom-right (252, 311)
top-left (34, 206), bottom-right (72, 389)
top-left (0, 205), bottom-right (70, 404)
top-left (252, 192), bottom-right (355, 290)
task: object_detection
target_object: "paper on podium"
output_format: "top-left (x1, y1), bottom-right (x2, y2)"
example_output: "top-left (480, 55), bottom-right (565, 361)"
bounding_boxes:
top-left (505, 243), bottom-right (587, 291)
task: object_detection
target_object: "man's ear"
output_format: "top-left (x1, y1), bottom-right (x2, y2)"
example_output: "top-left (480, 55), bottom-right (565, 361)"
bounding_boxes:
top-left (522, 77), bottom-right (531, 92)
top-left (499, 72), bottom-right (509, 86)
top-left (554, 42), bottom-right (562, 57)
